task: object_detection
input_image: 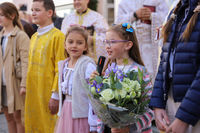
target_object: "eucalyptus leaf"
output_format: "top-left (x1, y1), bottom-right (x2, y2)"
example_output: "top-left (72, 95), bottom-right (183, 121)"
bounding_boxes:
top-left (103, 83), bottom-right (109, 89)
top-left (96, 76), bottom-right (103, 84)
top-left (115, 81), bottom-right (122, 89)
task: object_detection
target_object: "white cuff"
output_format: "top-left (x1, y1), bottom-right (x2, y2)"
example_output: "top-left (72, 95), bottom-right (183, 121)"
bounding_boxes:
top-left (90, 125), bottom-right (97, 132)
top-left (51, 92), bottom-right (59, 100)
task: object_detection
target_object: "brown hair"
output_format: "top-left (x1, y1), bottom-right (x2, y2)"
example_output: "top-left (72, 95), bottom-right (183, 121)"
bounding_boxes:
top-left (162, 1), bottom-right (200, 43)
top-left (65, 26), bottom-right (89, 55)
top-left (33, 0), bottom-right (55, 21)
top-left (182, 2), bottom-right (200, 41)
top-left (105, 24), bottom-right (144, 68)
top-left (0, 2), bottom-right (23, 30)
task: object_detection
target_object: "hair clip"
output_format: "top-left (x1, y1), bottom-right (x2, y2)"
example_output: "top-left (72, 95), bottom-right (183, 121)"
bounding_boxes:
top-left (122, 23), bottom-right (134, 33)
top-left (193, 5), bottom-right (200, 13)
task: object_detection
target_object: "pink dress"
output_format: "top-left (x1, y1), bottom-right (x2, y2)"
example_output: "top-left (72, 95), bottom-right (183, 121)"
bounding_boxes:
top-left (55, 98), bottom-right (89, 133)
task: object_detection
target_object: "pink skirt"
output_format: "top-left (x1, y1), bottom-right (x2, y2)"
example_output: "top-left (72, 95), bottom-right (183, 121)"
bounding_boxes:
top-left (55, 99), bottom-right (89, 133)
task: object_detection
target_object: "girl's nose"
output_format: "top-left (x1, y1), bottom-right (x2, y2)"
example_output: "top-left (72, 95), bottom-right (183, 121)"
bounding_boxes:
top-left (71, 43), bottom-right (77, 47)
top-left (105, 45), bottom-right (111, 50)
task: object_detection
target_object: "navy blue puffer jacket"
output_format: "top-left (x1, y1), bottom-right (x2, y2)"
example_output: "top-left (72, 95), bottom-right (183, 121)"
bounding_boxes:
top-left (149, 0), bottom-right (200, 126)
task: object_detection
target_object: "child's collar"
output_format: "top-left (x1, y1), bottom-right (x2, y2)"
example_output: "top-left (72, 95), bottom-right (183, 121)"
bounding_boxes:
top-left (37, 23), bottom-right (54, 36)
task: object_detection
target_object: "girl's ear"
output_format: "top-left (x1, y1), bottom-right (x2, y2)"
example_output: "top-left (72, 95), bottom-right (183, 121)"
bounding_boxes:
top-left (125, 41), bottom-right (133, 50)
top-left (84, 42), bottom-right (88, 51)
top-left (10, 14), bottom-right (15, 20)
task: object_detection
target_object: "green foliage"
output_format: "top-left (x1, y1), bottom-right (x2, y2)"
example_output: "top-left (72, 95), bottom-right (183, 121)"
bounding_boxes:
top-left (115, 81), bottom-right (122, 89)
top-left (96, 76), bottom-right (103, 84)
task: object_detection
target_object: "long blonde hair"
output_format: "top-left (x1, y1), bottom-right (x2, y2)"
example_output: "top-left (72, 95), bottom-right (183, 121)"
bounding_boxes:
top-left (162, 0), bottom-right (200, 43)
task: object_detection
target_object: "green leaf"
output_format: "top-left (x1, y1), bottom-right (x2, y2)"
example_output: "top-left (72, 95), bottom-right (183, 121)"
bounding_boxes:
top-left (138, 68), bottom-right (143, 83)
top-left (96, 76), bottom-right (103, 84)
top-left (115, 81), bottom-right (122, 89)
top-left (103, 83), bottom-right (109, 89)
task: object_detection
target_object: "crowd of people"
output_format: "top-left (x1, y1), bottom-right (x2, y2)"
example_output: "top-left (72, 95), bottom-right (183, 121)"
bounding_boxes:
top-left (0, 0), bottom-right (199, 133)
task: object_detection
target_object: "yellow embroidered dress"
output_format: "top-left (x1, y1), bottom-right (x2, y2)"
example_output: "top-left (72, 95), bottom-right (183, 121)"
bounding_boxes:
top-left (25, 24), bottom-right (65, 133)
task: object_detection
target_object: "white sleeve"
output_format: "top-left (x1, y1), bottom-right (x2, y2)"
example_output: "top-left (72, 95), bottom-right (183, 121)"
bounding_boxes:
top-left (51, 92), bottom-right (59, 100)
top-left (61, 15), bottom-right (69, 35)
top-left (115, 1), bottom-right (137, 24)
top-left (94, 15), bottom-right (109, 57)
top-left (151, 0), bottom-right (169, 25)
top-left (151, 0), bottom-right (169, 45)
top-left (85, 62), bottom-right (96, 79)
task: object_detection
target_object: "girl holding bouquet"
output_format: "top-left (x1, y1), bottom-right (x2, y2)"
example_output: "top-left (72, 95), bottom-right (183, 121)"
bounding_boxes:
top-left (54, 26), bottom-right (98, 133)
top-left (90, 23), bottom-right (154, 133)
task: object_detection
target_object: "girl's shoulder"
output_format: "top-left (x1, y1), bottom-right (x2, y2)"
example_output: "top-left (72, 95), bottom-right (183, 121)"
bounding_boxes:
top-left (58, 58), bottom-right (70, 66)
top-left (130, 62), bottom-right (147, 73)
top-left (78, 55), bottom-right (96, 65)
top-left (12, 26), bottom-right (29, 39)
top-left (130, 62), bottom-right (151, 81)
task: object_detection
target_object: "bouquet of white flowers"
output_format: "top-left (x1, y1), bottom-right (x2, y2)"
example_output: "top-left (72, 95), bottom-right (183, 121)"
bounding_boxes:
top-left (88, 62), bottom-right (152, 128)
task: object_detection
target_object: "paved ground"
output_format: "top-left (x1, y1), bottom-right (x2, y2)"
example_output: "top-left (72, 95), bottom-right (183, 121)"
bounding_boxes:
top-left (0, 114), bottom-right (8, 133)
top-left (0, 113), bottom-right (159, 133)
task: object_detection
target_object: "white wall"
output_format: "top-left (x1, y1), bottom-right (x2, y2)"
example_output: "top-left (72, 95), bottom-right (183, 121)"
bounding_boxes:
top-left (0, 0), bottom-right (12, 3)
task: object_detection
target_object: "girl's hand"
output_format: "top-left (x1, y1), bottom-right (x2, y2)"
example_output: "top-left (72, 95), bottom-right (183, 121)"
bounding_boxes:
top-left (48, 98), bottom-right (59, 115)
top-left (111, 127), bottom-right (129, 133)
top-left (90, 71), bottom-right (99, 81)
top-left (20, 87), bottom-right (26, 95)
top-left (166, 118), bottom-right (188, 133)
top-left (154, 108), bottom-right (170, 131)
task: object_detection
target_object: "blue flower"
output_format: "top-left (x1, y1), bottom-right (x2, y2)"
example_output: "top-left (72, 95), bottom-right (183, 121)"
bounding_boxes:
top-left (96, 83), bottom-right (103, 93)
top-left (108, 63), bottom-right (118, 74)
top-left (91, 80), bottom-right (97, 87)
top-left (117, 70), bottom-right (124, 82)
top-left (91, 80), bottom-right (103, 93)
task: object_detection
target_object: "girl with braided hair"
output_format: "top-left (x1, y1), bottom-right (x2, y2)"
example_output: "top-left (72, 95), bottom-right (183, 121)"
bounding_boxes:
top-left (150, 0), bottom-right (200, 132)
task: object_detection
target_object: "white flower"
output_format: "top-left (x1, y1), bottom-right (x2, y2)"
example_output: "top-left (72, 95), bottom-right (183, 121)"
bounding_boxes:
top-left (130, 91), bottom-right (136, 98)
top-left (122, 83), bottom-right (132, 92)
top-left (103, 78), bottom-right (110, 84)
top-left (91, 87), bottom-right (97, 95)
top-left (100, 89), bottom-right (114, 102)
top-left (130, 81), bottom-right (141, 91)
top-left (114, 89), bottom-right (127, 99)
top-left (136, 91), bottom-right (141, 98)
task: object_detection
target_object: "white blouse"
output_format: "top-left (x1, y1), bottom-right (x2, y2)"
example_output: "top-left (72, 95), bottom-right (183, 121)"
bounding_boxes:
top-left (61, 61), bottom-right (96, 95)
top-left (1, 33), bottom-right (11, 86)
